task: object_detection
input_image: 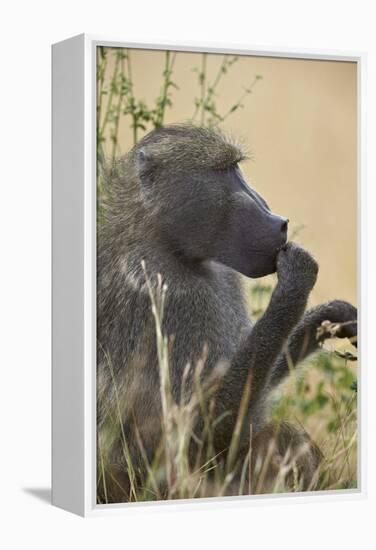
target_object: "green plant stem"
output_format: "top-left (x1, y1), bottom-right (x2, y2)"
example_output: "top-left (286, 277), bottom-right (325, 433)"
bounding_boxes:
top-left (192, 55), bottom-right (224, 122)
top-left (210, 57), bottom-right (227, 92)
top-left (111, 51), bottom-right (126, 163)
top-left (96, 47), bottom-right (108, 137)
top-left (155, 50), bottom-right (171, 127)
top-left (125, 50), bottom-right (138, 145)
top-left (96, 47), bottom-right (108, 163)
top-left (154, 51), bottom-right (177, 127)
top-left (100, 48), bottom-right (120, 142)
top-left (220, 76), bottom-right (260, 123)
top-left (200, 53), bottom-right (207, 125)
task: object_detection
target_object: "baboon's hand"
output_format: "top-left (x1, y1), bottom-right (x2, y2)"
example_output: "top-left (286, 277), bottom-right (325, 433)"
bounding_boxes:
top-left (276, 242), bottom-right (318, 294)
top-left (317, 300), bottom-right (358, 346)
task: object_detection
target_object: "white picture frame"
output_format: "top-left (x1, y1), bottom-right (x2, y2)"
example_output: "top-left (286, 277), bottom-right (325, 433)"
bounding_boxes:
top-left (52, 34), bottom-right (366, 517)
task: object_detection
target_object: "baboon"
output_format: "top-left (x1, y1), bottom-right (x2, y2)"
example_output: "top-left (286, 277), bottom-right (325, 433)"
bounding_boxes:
top-left (97, 124), bottom-right (357, 502)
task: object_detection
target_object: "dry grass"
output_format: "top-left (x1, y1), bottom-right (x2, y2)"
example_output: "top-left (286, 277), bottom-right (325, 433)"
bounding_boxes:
top-left (97, 272), bottom-right (357, 504)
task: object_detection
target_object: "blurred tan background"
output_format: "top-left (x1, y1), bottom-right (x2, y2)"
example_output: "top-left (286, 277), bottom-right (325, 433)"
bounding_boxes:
top-left (99, 49), bottom-right (357, 306)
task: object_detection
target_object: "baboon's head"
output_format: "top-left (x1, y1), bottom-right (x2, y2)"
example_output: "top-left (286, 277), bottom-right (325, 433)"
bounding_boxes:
top-left (135, 125), bottom-right (288, 278)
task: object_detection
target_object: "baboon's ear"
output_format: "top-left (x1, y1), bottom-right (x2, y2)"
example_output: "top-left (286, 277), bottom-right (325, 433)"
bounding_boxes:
top-left (137, 148), bottom-right (155, 196)
top-left (137, 148), bottom-right (153, 173)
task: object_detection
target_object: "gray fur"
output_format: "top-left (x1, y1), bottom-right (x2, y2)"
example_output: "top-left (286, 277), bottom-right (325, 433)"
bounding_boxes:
top-left (97, 124), bottom-right (357, 501)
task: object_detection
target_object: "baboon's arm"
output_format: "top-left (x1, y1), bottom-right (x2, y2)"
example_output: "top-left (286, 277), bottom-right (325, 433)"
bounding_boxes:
top-left (216, 243), bottom-right (318, 421)
top-left (268, 300), bottom-right (357, 389)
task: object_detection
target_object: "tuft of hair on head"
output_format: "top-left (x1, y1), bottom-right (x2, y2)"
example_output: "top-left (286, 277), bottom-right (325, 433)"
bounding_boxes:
top-left (133, 123), bottom-right (249, 172)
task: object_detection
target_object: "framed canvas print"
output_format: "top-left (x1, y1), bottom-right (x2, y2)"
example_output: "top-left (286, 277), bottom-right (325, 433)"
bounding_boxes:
top-left (52, 35), bottom-right (365, 516)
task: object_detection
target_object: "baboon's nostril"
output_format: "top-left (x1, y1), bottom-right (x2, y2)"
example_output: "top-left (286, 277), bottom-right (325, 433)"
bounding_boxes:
top-left (281, 219), bottom-right (289, 233)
